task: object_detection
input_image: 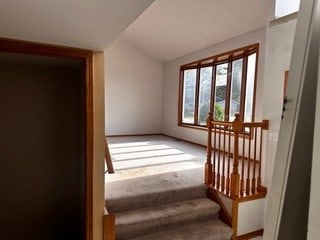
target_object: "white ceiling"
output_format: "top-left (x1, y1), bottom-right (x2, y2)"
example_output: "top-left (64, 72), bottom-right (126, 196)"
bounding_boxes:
top-left (122, 0), bottom-right (269, 62)
top-left (0, 0), bottom-right (154, 50)
top-left (0, 0), bottom-right (268, 63)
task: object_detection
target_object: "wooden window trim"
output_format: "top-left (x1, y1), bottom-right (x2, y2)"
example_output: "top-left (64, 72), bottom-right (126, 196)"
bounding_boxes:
top-left (225, 61), bottom-right (233, 121)
top-left (180, 43), bottom-right (258, 68)
top-left (239, 53), bottom-right (248, 121)
top-left (178, 43), bottom-right (259, 128)
top-left (0, 37), bottom-right (94, 240)
top-left (194, 68), bottom-right (201, 124)
top-left (250, 48), bottom-right (260, 123)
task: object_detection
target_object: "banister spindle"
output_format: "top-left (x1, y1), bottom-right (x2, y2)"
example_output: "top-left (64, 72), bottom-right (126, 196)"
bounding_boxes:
top-left (257, 127), bottom-right (263, 192)
top-left (240, 131), bottom-right (246, 196)
top-left (212, 122), bottom-right (217, 186)
top-left (226, 130), bottom-right (231, 196)
top-left (252, 127), bottom-right (258, 194)
top-left (221, 127), bottom-right (226, 193)
top-left (231, 113), bottom-right (241, 199)
top-left (205, 112), bottom-right (213, 185)
top-left (246, 127), bottom-right (252, 195)
top-left (217, 125), bottom-right (221, 190)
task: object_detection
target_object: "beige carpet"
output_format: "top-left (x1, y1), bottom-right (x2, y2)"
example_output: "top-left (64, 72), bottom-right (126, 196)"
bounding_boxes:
top-left (105, 135), bottom-right (208, 213)
top-left (104, 135), bottom-right (232, 240)
top-left (105, 135), bottom-right (206, 183)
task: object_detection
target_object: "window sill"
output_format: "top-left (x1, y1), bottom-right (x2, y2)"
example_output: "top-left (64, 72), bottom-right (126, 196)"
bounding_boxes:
top-left (269, 11), bottom-right (298, 27)
top-left (178, 123), bottom-right (252, 139)
top-left (178, 123), bottom-right (208, 131)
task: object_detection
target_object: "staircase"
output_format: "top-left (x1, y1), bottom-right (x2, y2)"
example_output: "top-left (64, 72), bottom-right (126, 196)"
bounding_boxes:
top-left (105, 169), bottom-right (232, 240)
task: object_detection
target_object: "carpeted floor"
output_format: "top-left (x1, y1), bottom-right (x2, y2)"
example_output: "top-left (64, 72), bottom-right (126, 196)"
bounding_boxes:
top-left (105, 135), bottom-right (208, 213)
top-left (105, 135), bottom-right (206, 183)
top-left (104, 135), bottom-right (234, 240)
top-left (104, 135), bottom-right (260, 240)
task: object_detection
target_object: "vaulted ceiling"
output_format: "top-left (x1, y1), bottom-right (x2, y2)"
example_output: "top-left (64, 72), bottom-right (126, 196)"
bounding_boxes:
top-left (122, 0), bottom-right (269, 62)
top-left (0, 0), bottom-right (155, 50)
top-left (0, 0), bottom-right (268, 63)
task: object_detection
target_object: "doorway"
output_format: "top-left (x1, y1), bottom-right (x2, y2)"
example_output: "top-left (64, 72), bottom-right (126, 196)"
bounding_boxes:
top-left (0, 39), bottom-right (93, 240)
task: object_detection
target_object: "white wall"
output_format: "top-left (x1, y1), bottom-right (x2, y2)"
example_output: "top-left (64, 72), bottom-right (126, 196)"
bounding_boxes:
top-left (238, 199), bottom-right (265, 236)
top-left (162, 28), bottom-right (266, 146)
top-left (257, 19), bottom-right (297, 240)
top-left (105, 36), bottom-right (163, 135)
top-left (262, 19), bottom-right (297, 189)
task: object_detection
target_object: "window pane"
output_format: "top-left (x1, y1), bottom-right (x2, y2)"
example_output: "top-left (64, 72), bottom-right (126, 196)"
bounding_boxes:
top-left (244, 53), bottom-right (256, 122)
top-left (275, 0), bottom-right (300, 18)
top-left (182, 69), bottom-right (197, 123)
top-left (214, 63), bottom-right (228, 121)
top-left (229, 59), bottom-right (243, 121)
top-left (198, 67), bottom-right (212, 125)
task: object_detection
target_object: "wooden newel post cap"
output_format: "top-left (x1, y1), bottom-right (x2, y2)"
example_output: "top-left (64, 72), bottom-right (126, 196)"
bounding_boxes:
top-left (233, 113), bottom-right (242, 131)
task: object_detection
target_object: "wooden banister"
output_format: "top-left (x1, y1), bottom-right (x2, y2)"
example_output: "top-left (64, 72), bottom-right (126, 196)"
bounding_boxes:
top-left (105, 138), bottom-right (114, 174)
top-left (205, 113), bottom-right (269, 199)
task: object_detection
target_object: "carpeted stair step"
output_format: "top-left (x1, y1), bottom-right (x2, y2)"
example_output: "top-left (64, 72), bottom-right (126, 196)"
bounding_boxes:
top-left (106, 169), bottom-right (208, 213)
top-left (115, 198), bottom-right (220, 239)
top-left (129, 218), bottom-right (233, 240)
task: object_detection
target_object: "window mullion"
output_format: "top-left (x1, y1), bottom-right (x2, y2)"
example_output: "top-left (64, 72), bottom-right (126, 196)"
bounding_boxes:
top-left (210, 65), bottom-right (217, 115)
top-left (178, 69), bottom-right (184, 124)
top-left (240, 55), bottom-right (248, 121)
top-left (225, 60), bottom-right (232, 121)
top-left (251, 50), bottom-right (259, 122)
top-left (194, 67), bottom-right (201, 125)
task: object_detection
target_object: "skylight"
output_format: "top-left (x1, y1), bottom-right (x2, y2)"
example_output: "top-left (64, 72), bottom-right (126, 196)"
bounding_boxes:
top-left (275, 0), bottom-right (300, 18)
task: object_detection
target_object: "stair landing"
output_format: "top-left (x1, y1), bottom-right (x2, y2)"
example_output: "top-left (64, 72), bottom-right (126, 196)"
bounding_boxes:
top-left (105, 136), bottom-right (232, 239)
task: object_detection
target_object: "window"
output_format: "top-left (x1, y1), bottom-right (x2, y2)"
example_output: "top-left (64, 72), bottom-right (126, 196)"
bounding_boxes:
top-left (179, 44), bottom-right (258, 127)
top-left (275, 0), bottom-right (300, 18)
top-left (182, 69), bottom-right (197, 123)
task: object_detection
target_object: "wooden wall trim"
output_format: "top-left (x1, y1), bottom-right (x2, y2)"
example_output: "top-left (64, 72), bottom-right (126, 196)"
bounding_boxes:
top-left (0, 37), bottom-right (91, 58)
top-left (0, 37), bottom-right (94, 240)
top-left (103, 214), bottom-right (115, 240)
top-left (85, 52), bottom-right (94, 240)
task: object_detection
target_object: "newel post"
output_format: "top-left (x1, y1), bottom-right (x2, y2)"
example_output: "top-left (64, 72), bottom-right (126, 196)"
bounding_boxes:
top-left (205, 112), bottom-right (213, 185)
top-left (231, 113), bottom-right (242, 199)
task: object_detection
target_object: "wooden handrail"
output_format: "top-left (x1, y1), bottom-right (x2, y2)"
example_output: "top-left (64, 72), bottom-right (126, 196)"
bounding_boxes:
top-left (105, 138), bottom-right (114, 174)
top-left (205, 113), bottom-right (269, 199)
top-left (242, 120), bottom-right (269, 129)
top-left (209, 121), bottom-right (233, 127)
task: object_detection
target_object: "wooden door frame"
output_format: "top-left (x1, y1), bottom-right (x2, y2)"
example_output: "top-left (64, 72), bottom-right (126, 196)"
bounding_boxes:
top-left (0, 37), bottom-right (94, 240)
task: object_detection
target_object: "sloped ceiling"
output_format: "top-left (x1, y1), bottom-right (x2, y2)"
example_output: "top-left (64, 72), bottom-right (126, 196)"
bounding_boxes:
top-left (0, 0), bottom-right (155, 50)
top-left (122, 0), bottom-right (268, 62)
top-left (0, 0), bottom-right (268, 62)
